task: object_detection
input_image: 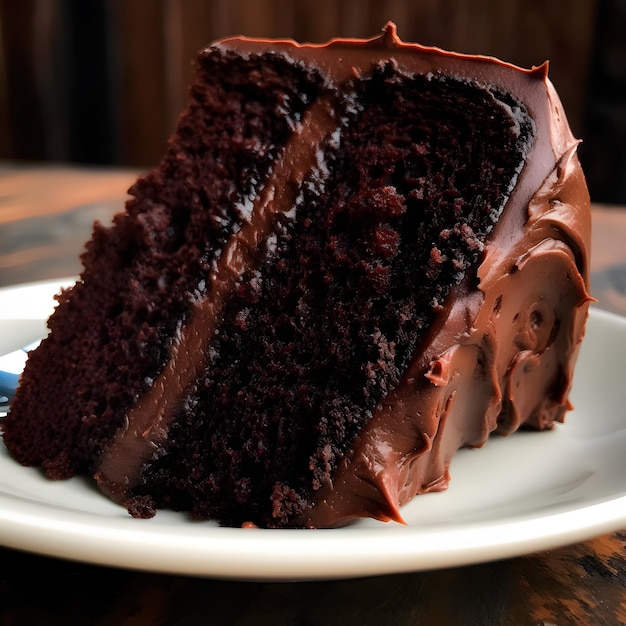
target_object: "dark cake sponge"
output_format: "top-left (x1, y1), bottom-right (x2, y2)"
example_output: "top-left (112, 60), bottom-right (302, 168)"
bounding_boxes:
top-left (4, 49), bottom-right (325, 478)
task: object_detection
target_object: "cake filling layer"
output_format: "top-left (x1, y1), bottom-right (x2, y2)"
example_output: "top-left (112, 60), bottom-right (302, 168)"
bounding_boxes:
top-left (95, 95), bottom-right (340, 501)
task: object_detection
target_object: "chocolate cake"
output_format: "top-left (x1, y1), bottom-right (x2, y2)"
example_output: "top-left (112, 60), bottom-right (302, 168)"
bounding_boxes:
top-left (2, 23), bottom-right (591, 528)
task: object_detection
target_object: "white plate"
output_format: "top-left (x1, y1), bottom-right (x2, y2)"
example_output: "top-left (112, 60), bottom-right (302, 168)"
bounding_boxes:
top-left (0, 279), bottom-right (625, 581)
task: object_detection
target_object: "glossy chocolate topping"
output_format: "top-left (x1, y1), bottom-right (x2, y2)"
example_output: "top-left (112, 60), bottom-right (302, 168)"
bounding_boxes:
top-left (297, 145), bottom-right (591, 526)
top-left (95, 23), bottom-right (591, 525)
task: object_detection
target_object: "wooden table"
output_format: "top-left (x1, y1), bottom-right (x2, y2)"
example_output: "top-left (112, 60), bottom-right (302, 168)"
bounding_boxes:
top-left (1, 165), bottom-right (625, 625)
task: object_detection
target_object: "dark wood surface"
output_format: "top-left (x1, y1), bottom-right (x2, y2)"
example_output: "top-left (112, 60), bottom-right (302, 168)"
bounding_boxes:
top-left (1, 166), bottom-right (625, 625)
top-left (1, 533), bottom-right (626, 625)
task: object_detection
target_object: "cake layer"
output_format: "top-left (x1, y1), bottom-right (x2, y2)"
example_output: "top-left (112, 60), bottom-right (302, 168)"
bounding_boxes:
top-left (3, 50), bottom-right (326, 476)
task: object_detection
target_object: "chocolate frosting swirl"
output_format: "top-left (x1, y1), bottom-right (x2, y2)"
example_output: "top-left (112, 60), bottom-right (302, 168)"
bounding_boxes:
top-left (298, 145), bottom-right (591, 527)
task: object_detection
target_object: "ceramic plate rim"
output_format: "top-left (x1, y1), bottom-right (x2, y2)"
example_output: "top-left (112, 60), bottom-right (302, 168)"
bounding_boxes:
top-left (0, 278), bottom-right (625, 581)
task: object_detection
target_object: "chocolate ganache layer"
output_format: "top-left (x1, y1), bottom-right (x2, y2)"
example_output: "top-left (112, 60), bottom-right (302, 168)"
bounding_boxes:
top-left (298, 144), bottom-right (591, 527)
top-left (4, 23), bottom-right (590, 529)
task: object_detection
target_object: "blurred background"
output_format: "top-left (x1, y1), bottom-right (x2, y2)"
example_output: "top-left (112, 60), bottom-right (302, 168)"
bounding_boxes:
top-left (0, 0), bottom-right (624, 204)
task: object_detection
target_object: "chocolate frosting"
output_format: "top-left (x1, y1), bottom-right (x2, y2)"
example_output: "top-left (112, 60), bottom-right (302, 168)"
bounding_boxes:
top-left (297, 145), bottom-right (591, 527)
top-left (95, 23), bottom-right (591, 527)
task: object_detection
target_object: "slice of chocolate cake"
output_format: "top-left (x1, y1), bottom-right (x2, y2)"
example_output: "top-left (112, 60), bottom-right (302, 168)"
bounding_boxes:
top-left (2, 23), bottom-right (592, 528)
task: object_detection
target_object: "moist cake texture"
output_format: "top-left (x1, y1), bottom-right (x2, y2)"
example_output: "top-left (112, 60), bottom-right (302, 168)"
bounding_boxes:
top-left (2, 23), bottom-right (591, 528)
